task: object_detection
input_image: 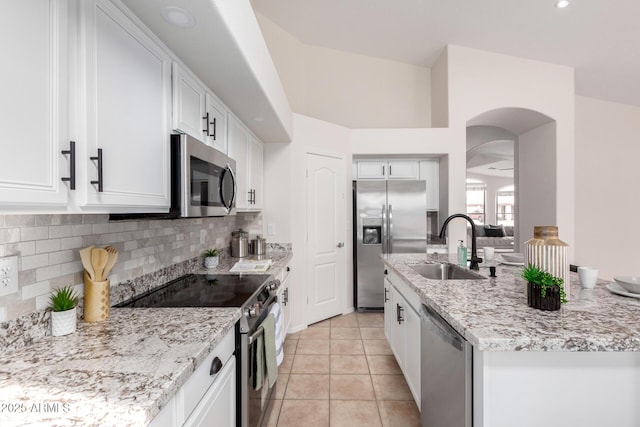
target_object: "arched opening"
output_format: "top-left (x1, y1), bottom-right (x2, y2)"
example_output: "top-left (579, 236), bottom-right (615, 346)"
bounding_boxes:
top-left (466, 107), bottom-right (556, 252)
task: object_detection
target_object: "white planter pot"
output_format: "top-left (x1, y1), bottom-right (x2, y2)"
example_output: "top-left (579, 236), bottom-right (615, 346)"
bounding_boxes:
top-left (204, 256), bottom-right (219, 269)
top-left (51, 307), bottom-right (77, 337)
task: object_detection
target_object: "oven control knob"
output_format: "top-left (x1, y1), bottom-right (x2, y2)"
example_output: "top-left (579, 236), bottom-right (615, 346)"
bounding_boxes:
top-left (267, 280), bottom-right (280, 291)
top-left (247, 303), bottom-right (261, 318)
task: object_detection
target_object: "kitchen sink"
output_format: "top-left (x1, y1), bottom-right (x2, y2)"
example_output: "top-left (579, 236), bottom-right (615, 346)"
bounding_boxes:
top-left (410, 263), bottom-right (486, 280)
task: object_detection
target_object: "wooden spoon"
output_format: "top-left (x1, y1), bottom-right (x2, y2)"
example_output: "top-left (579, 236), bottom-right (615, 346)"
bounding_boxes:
top-left (102, 245), bottom-right (119, 279)
top-left (91, 248), bottom-right (109, 282)
top-left (79, 246), bottom-right (96, 280)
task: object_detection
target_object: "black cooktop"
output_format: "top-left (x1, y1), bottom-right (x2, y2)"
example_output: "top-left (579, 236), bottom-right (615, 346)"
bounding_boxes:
top-left (115, 274), bottom-right (273, 308)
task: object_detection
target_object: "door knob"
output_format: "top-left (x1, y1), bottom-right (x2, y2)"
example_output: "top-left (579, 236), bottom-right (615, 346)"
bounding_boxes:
top-left (337, 242), bottom-right (344, 248)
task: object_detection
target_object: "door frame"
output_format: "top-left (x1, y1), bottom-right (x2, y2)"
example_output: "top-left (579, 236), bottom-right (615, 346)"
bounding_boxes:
top-left (304, 148), bottom-right (349, 326)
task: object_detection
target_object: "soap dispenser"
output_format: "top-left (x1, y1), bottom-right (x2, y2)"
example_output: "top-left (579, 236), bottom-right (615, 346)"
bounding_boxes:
top-left (457, 240), bottom-right (467, 267)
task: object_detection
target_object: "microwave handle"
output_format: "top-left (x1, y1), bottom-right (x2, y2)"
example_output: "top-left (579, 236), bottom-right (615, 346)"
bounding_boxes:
top-left (221, 165), bottom-right (237, 211)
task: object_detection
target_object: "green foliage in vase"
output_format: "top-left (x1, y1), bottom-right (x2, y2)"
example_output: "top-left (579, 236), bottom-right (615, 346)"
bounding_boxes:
top-left (521, 264), bottom-right (567, 304)
top-left (49, 286), bottom-right (79, 312)
top-left (203, 248), bottom-right (219, 258)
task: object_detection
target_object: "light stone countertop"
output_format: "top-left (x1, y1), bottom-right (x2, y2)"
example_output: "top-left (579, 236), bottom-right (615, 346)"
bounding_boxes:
top-left (383, 253), bottom-right (640, 352)
top-left (0, 249), bottom-right (293, 426)
top-left (0, 307), bottom-right (240, 427)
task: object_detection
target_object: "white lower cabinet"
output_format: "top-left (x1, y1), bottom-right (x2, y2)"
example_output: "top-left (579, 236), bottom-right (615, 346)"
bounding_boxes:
top-left (149, 328), bottom-right (236, 427)
top-left (384, 269), bottom-right (421, 407)
top-left (278, 264), bottom-right (292, 336)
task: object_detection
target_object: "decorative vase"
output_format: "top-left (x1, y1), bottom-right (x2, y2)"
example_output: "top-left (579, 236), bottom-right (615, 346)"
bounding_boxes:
top-left (524, 226), bottom-right (570, 300)
top-left (51, 307), bottom-right (77, 336)
top-left (84, 271), bottom-right (110, 322)
top-left (527, 282), bottom-right (561, 311)
top-left (204, 256), bottom-right (219, 269)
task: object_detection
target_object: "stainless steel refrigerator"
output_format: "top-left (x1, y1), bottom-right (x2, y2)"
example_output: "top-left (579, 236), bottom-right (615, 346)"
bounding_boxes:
top-left (353, 180), bottom-right (427, 310)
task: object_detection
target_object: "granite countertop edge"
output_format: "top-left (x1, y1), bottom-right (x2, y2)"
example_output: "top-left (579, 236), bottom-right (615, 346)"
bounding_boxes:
top-left (382, 253), bottom-right (640, 352)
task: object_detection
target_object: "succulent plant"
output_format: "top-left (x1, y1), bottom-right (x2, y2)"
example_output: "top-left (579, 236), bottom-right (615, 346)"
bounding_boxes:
top-left (49, 286), bottom-right (79, 312)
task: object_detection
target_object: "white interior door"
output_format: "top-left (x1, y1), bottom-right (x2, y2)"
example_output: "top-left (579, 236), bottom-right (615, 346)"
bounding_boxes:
top-left (306, 153), bottom-right (346, 325)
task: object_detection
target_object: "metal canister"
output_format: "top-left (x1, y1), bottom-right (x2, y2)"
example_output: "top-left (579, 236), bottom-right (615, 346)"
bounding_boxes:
top-left (231, 229), bottom-right (249, 258)
top-left (250, 235), bottom-right (267, 255)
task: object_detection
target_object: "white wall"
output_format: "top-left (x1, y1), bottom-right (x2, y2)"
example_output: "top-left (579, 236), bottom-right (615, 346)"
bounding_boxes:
top-left (431, 48), bottom-right (449, 128)
top-left (255, 12), bottom-right (431, 129)
top-left (263, 143), bottom-right (292, 243)
top-left (517, 122), bottom-right (558, 249)
top-left (574, 96), bottom-right (640, 279)
top-left (446, 45), bottom-right (575, 255)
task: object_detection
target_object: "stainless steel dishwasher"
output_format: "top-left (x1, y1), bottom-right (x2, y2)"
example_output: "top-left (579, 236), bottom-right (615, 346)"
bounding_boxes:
top-left (421, 303), bottom-right (472, 427)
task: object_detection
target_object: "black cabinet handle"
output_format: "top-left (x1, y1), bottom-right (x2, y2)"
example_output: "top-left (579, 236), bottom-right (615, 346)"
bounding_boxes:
top-left (210, 356), bottom-right (223, 375)
top-left (286, 266), bottom-right (291, 272)
top-left (212, 117), bottom-right (217, 141)
top-left (384, 288), bottom-right (389, 303)
top-left (90, 149), bottom-right (103, 192)
top-left (396, 303), bottom-right (404, 324)
top-left (283, 288), bottom-right (288, 305)
top-left (203, 112), bottom-right (211, 135)
top-left (382, 165), bottom-right (385, 176)
top-left (389, 165), bottom-right (392, 176)
top-left (61, 141), bottom-right (76, 190)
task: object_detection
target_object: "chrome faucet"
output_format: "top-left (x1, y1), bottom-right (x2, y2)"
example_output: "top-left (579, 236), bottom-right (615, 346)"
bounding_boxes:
top-left (439, 214), bottom-right (483, 270)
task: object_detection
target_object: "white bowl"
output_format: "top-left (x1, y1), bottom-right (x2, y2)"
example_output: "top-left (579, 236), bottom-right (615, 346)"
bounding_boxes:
top-left (614, 276), bottom-right (640, 294)
top-left (501, 253), bottom-right (524, 263)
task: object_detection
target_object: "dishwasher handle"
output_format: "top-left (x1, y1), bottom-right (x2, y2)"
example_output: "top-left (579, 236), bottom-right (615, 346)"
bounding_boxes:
top-left (422, 304), bottom-right (465, 352)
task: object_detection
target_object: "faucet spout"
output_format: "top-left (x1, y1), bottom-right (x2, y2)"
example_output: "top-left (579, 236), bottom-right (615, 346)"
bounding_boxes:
top-left (439, 214), bottom-right (483, 270)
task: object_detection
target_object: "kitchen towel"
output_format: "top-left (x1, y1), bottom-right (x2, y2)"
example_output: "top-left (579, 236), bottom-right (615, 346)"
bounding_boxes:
top-left (270, 302), bottom-right (284, 366)
top-left (251, 313), bottom-right (278, 390)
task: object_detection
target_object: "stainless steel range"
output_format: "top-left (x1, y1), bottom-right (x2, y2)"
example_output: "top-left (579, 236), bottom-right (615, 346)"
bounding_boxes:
top-left (116, 273), bottom-right (281, 427)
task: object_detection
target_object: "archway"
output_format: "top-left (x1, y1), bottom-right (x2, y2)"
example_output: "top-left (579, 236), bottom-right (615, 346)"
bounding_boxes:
top-left (466, 107), bottom-right (556, 251)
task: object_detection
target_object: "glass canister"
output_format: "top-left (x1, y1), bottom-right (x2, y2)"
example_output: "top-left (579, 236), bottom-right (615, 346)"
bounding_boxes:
top-left (523, 226), bottom-right (570, 300)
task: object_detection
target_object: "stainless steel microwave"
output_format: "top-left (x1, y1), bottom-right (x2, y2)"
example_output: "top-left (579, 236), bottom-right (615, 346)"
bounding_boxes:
top-left (173, 134), bottom-right (237, 217)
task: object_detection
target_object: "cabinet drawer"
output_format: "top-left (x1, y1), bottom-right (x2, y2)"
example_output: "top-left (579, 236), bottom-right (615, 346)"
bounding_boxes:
top-left (179, 327), bottom-right (235, 421)
top-left (183, 357), bottom-right (236, 427)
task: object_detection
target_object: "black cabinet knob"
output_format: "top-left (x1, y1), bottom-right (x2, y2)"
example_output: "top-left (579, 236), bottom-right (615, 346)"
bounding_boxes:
top-left (209, 357), bottom-right (223, 375)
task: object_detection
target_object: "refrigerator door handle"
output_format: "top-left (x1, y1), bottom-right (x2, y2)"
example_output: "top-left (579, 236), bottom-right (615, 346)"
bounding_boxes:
top-left (381, 205), bottom-right (387, 254)
top-left (388, 204), bottom-right (393, 254)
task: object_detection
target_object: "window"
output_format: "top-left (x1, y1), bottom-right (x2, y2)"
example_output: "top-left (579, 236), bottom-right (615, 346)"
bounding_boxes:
top-left (496, 186), bottom-right (514, 226)
top-left (466, 179), bottom-right (486, 224)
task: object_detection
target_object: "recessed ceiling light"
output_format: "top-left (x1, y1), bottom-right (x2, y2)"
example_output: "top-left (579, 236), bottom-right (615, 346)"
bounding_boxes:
top-left (555, 0), bottom-right (570, 8)
top-left (161, 6), bottom-right (196, 28)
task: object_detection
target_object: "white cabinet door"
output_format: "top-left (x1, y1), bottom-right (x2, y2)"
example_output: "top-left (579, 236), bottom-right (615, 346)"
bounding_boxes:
top-left (81, 0), bottom-right (171, 211)
top-left (388, 160), bottom-right (419, 180)
top-left (248, 135), bottom-right (264, 209)
top-left (420, 159), bottom-right (440, 211)
top-left (0, 0), bottom-right (70, 209)
top-left (172, 63), bottom-right (207, 142)
top-left (404, 303), bottom-right (421, 405)
top-left (227, 116), bottom-right (249, 209)
top-left (204, 93), bottom-right (228, 154)
top-left (148, 395), bottom-right (176, 427)
top-left (280, 266), bottom-right (292, 336)
top-left (183, 357), bottom-right (236, 427)
top-left (357, 161), bottom-right (386, 179)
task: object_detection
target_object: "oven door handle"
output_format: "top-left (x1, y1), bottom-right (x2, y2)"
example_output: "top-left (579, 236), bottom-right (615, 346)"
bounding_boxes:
top-left (248, 325), bottom-right (265, 345)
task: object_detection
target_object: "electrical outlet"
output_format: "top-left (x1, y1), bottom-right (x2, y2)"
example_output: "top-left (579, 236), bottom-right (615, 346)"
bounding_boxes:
top-left (0, 256), bottom-right (18, 297)
top-left (267, 224), bottom-right (276, 236)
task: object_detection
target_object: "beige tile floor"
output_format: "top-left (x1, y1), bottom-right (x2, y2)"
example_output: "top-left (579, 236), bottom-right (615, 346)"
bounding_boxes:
top-left (266, 312), bottom-right (421, 427)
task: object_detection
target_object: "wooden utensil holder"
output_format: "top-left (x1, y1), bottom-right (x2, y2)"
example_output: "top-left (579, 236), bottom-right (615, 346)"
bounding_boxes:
top-left (83, 271), bottom-right (110, 322)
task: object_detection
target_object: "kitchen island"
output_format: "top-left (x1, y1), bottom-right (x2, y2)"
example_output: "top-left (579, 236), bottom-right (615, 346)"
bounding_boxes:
top-left (382, 253), bottom-right (640, 427)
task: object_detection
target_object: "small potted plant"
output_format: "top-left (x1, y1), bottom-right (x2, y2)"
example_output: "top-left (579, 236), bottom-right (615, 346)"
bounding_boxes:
top-left (203, 248), bottom-right (219, 269)
top-left (49, 286), bottom-right (79, 336)
top-left (521, 264), bottom-right (567, 311)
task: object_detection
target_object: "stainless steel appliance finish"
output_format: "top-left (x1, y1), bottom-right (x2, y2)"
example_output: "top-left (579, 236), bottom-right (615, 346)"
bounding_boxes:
top-left (231, 229), bottom-right (249, 258)
top-left (250, 236), bottom-right (267, 255)
top-left (421, 303), bottom-right (472, 427)
top-left (354, 180), bottom-right (427, 310)
top-left (175, 133), bottom-right (237, 217)
top-left (115, 273), bottom-right (280, 427)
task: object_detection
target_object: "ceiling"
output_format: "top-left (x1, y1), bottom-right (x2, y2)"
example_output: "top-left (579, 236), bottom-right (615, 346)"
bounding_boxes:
top-left (467, 140), bottom-right (514, 178)
top-left (251, 0), bottom-right (640, 107)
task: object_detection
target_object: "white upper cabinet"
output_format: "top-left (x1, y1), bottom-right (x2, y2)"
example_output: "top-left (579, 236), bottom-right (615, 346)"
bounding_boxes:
top-left (228, 115), bottom-right (263, 211)
top-left (172, 63), bottom-right (207, 143)
top-left (80, 0), bottom-right (172, 211)
top-left (419, 159), bottom-right (440, 211)
top-left (205, 93), bottom-right (228, 154)
top-left (173, 64), bottom-right (229, 154)
top-left (356, 160), bottom-right (419, 180)
top-left (0, 0), bottom-right (70, 209)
